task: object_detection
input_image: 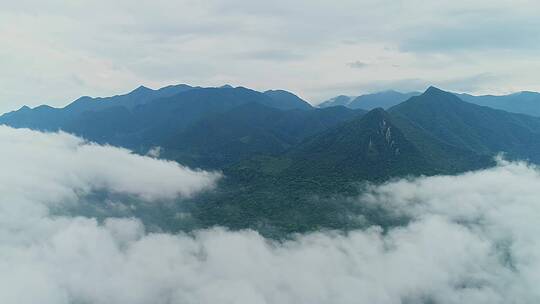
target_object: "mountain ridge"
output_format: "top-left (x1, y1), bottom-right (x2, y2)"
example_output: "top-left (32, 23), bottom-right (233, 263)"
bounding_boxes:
top-left (0, 84), bottom-right (312, 133)
top-left (5, 84), bottom-right (540, 235)
top-left (389, 86), bottom-right (540, 162)
top-left (319, 90), bottom-right (420, 110)
top-left (321, 87), bottom-right (540, 117)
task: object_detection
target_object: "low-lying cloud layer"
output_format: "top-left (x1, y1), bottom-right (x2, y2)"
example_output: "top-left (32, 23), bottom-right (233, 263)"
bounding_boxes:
top-left (1, 127), bottom-right (539, 303)
top-left (0, 126), bottom-right (219, 203)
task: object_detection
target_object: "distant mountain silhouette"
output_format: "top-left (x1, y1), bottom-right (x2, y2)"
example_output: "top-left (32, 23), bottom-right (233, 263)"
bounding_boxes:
top-left (390, 86), bottom-right (540, 162)
top-left (0, 84), bottom-right (345, 169)
top-left (0, 84), bottom-right (312, 135)
top-left (320, 88), bottom-right (540, 117)
top-left (0, 84), bottom-right (195, 130)
top-left (456, 91), bottom-right (540, 117)
top-left (263, 90), bottom-right (313, 110)
top-left (320, 90), bottom-right (420, 110)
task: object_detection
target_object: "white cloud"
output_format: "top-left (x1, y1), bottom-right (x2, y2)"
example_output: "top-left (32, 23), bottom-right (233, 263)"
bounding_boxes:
top-left (0, 126), bottom-right (220, 207)
top-left (0, 127), bottom-right (223, 303)
top-left (1, 127), bottom-right (540, 303)
top-left (146, 146), bottom-right (162, 158)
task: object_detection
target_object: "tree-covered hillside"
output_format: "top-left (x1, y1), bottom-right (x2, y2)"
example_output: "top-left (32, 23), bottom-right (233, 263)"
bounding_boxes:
top-left (4, 84), bottom-right (540, 236)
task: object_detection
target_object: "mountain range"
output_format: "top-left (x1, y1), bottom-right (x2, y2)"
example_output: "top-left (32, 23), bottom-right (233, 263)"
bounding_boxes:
top-left (456, 91), bottom-right (540, 117)
top-left (320, 88), bottom-right (540, 117)
top-left (319, 90), bottom-right (421, 110)
top-left (3, 84), bottom-right (540, 235)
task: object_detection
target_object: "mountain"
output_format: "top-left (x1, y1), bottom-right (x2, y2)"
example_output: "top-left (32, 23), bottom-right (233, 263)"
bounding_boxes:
top-left (0, 85), bottom-right (312, 136)
top-left (6, 84), bottom-right (540, 181)
top-left (233, 105), bottom-right (492, 187)
top-left (284, 108), bottom-right (438, 181)
top-left (321, 88), bottom-right (540, 117)
top-left (319, 90), bottom-right (420, 110)
top-left (189, 87), bottom-right (540, 234)
top-left (267, 87), bottom-right (540, 186)
top-left (263, 90), bottom-right (312, 110)
top-left (0, 84), bottom-right (312, 132)
top-left (6, 84), bottom-right (540, 189)
top-left (390, 86), bottom-right (540, 162)
top-left (76, 86), bottom-right (315, 150)
top-left (189, 106), bottom-right (492, 235)
top-left (66, 84), bottom-right (195, 114)
top-left (6, 83), bottom-right (540, 236)
top-left (456, 91), bottom-right (540, 117)
top-left (0, 85), bottom-right (356, 170)
top-left (162, 103), bottom-right (363, 168)
top-left (204, 87), bottom-right (540, 233)
top-left (0, 84), bottom-right (195, 130)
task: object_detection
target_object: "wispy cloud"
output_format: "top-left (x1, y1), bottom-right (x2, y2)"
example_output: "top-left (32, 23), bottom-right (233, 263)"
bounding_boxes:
top-left (347, 61), bottom-right (369, 69)
top-left (239, 49), bottom-right (304, 62)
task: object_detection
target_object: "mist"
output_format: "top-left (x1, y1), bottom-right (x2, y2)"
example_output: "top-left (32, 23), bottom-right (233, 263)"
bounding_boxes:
top-left (0, 126), bottom-right (538, 303)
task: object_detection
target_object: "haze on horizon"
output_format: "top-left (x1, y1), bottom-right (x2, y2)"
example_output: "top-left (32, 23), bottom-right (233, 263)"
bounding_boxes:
top-left (1, 0), bottom-right (540, 113)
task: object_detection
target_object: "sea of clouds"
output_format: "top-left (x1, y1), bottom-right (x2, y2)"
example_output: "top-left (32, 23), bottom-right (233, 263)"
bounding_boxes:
top-left (0, 126), bottom-right (538, 303)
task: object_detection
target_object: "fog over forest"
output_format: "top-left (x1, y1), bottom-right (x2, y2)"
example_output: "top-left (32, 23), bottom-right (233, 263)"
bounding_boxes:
top-left (1, 126), bottom-right (538, 303)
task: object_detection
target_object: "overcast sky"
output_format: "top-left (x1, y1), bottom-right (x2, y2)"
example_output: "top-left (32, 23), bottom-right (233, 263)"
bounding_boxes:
top-left (1, 0), bottom-right (540, 112)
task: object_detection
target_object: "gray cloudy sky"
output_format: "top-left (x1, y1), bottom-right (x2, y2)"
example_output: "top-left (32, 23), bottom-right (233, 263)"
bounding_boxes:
top-left (1, 0), bottom-right (540, 112)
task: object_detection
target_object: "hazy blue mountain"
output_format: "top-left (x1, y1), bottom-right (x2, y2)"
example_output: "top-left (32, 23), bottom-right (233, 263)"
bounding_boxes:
top-left (390, 86), bottom-right (540, 162)
top-left (0, 85), bottom-right (351, 169)
top-left (55, 87), bottom-right (309, 148)
top-left (456, 91), bottom-right (540, 117)
top-left (6, 83), bottom-right (540, 236)
top-left (320, 88), bottom-right (540, 117)
top-left (0, 85), bottom-right (313, 136)
top-left (0, 104), bottom-right (68, 130)
top-left (0, 84), bottom-right (195, 131)
top-left (163, 103), bottom-right (363, 168)
top-left (263, 90), bottom-right (312, 110)
top-left (320, 90), bottom-right (420, 110)
top-left (65, 84), bottom-right (195, 114)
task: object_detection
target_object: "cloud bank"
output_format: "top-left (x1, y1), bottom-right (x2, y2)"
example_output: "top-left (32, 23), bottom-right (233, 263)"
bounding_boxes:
top-left (1, 126), bottom-right (539, 303)
top-left (0, 126), bottom-right (219, 203)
